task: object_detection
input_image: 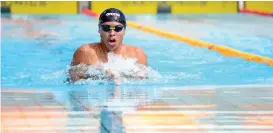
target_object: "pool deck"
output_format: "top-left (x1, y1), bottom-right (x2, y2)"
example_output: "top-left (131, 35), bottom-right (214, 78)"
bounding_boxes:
top-left (1, 85), bottom-right (273, 133)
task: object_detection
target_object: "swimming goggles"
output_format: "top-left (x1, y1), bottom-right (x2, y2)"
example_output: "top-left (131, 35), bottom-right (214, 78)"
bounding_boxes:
top-left (100, 25), bottom-right (124, 32)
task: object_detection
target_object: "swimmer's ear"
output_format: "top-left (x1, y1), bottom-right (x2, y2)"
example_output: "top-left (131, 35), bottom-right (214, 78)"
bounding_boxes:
top-left (98, 29), bottom-right (103, 38)
top-left (98, 24), bottom-right (100, 33)
top-left (99, 31), bottom-right (102, 37)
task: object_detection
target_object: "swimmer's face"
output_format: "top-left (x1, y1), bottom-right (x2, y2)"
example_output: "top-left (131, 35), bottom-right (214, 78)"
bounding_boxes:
top-left (99, 21), bottom-right (125, 51)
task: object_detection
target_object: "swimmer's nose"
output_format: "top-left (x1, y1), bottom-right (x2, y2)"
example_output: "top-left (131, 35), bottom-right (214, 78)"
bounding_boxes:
top-left (109, 30), bottom-right (115, 36)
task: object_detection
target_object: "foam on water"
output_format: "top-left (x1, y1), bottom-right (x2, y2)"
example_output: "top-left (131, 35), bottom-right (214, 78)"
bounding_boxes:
top-left (69, 52), bottom-right (162, 85)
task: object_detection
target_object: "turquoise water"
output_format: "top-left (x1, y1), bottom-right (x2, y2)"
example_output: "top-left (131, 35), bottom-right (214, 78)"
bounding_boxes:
top-left (1, 14), bottom-right (273, 89)
top-left (2, 14), bottom-right (273, 133)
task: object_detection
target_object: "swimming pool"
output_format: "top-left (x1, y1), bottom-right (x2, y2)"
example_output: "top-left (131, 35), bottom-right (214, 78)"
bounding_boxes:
top-left (1, 14), bottom-right (273, 132)
top-left (2, 14), bottom-right (273, 88)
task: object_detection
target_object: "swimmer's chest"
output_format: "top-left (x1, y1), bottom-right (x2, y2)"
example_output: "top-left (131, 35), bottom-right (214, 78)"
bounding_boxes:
top-left (93, 45), bottom-right (137, 63)
top-left (96, 51), bottom-right (137, 63)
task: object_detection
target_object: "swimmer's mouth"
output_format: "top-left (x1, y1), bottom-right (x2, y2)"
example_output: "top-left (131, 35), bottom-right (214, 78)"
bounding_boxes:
top-left (109, 39), bottom-right (116, 43)
top-left (109, 39), bottom-right (117, 46)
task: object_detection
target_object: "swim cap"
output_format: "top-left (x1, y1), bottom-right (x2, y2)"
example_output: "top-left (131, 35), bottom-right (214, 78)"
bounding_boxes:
top-left (98, 8), bottom-right (126, 29)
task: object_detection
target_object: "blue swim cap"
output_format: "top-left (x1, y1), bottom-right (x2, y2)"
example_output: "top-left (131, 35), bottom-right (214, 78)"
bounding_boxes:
top-left (98, 8), bottom-right (126, 29)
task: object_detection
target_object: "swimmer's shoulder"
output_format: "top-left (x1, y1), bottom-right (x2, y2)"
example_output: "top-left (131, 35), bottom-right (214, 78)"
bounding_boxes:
top-left (124, 44), bottom-right (146, 55)
top-left (75, 43), bottom-right (99, 54)
top-left (72, 43), bottom-right (99, 65)
top-left (123, 44), bottom-right (147, 65)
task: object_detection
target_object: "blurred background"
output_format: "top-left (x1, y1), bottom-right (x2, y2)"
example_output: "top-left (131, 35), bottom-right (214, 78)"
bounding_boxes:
top-left (1, 1), bottom-right (273, 133)
top-left (1, 1), bottom-right (273, 14)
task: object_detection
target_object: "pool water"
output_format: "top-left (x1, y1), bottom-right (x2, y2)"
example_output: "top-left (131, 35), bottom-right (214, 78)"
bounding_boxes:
top-left (1, 14), bottom-right (273, 89)
top-left (1, 14), bottom-right (273, 133)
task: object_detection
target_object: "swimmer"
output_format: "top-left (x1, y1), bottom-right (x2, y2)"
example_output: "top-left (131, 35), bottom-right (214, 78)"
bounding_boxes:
top-left (68, 8), bottom-right (147, 83)
top-left (1, 14), bottom-right (58, 40)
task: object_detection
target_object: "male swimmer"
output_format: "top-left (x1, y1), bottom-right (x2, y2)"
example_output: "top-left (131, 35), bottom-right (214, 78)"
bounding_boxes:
top-left (2, 14), bottom-right (58, 40)
top-left (68, 8), bottom-right (147, 83)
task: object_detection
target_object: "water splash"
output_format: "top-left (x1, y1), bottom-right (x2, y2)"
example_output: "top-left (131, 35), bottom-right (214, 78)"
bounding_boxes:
top-left (69, 52), bottom-right (162, 85)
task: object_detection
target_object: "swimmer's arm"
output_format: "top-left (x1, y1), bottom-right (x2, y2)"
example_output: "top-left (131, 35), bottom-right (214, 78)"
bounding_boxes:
top-left (69, 46), bottom-right (97, 82)
top-left (68, 65), bottom-right (88, 82)
top-left (68, 46), bottom-right (118, 82)
top-left (118, 47), bottom-right (148, 80)
top-left (135, 47), bottom-right (148, 66)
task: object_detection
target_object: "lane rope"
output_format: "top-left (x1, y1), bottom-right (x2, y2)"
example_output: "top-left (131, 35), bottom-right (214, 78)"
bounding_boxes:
top-left (240, 9), bottom-right (273, 17)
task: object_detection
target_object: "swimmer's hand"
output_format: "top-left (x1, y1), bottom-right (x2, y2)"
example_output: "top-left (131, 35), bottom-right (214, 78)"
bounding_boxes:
top-left (120, 65), bottom-right (149, 80)
top-left (68, 65), bottom-right (89, 82)
top-left (68, 64), bottom-right (109, 83)
top-left (67, 64), bottom-right (148, 84)
top-left (120, 72), bottom-right (148, 80)
top-left (67, 64), bottom-right (121, 85)
top-left (105, 69), bottom-right (121, 85)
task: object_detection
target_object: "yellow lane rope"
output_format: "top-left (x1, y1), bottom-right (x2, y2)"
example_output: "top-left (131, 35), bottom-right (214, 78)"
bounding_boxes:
top-left (127, 21), bottom-right (273, 66)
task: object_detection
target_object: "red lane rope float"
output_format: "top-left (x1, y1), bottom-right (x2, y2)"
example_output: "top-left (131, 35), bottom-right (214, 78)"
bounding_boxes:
top-left (240, 9), bottom-right (272, 17)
